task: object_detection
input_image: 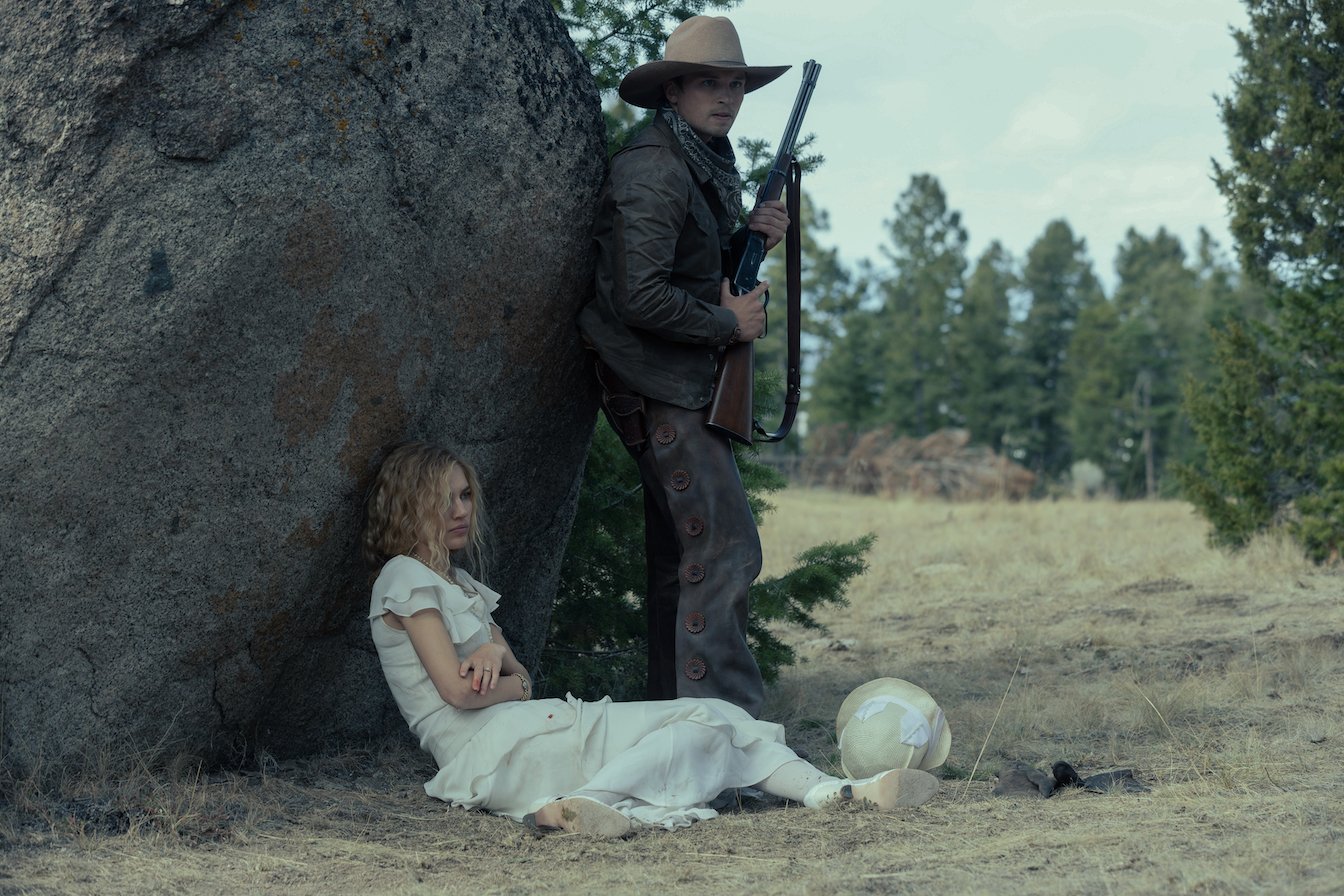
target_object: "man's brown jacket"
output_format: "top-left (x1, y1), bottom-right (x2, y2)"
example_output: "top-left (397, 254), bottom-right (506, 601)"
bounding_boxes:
top-left (578, 115), bottom-right (745, 410)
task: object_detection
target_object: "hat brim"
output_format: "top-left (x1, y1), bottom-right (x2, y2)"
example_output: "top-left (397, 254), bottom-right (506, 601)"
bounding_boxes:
top-left (839, 728), bottom-right (919, 779)
top-left (618, 62), bottom-right (792, 110)
top-left (836, 678), bottom-right (952, 771)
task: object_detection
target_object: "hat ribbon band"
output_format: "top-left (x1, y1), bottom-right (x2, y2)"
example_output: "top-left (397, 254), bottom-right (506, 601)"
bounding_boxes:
top-left (853, 696), bottom-right (945, 749)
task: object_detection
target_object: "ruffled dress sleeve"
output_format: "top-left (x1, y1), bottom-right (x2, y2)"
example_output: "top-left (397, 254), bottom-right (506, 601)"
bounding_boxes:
top-left (369, 556), bottom-right (496, 648)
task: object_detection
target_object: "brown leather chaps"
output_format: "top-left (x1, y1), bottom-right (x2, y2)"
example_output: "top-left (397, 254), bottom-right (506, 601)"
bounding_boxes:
top-left (596, 364), bottom-right (765, 717)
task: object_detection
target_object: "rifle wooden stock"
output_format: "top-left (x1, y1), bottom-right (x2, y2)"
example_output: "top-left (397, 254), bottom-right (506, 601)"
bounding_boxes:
top-left (706, 341), bottom-right (756, 444)
top-left (705, 59), bottom-right (819, 445)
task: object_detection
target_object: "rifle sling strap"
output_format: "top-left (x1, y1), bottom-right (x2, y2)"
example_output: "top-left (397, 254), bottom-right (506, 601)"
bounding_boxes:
top-left (755, 156), bottom-right (803, 443)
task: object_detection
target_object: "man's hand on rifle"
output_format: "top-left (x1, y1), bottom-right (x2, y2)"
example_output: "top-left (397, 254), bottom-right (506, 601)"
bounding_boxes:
top-left (721, 277), bottom-right (768, 342)
top-left (748, 199), bottom-right (790, 251)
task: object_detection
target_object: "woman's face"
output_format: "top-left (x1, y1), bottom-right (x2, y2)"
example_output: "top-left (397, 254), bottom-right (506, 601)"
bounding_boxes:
top-left (437, 464), bottom-right (474, 552)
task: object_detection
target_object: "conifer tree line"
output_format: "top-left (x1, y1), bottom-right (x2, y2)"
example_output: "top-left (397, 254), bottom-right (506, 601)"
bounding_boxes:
top-left (772, 176), bottom-right (1266, 501)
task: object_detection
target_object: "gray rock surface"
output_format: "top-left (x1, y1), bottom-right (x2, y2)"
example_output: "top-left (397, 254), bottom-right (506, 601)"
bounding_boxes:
top-left (0, 0), bottom-right (605, 771)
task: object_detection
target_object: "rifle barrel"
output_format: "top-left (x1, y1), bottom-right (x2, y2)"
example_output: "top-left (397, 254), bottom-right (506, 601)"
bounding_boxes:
top-left (732, 61), bottom-right (821, 295)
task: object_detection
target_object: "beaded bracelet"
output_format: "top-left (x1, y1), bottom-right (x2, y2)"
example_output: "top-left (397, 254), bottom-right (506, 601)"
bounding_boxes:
top-left (515, 673), bottom-right (532, 701)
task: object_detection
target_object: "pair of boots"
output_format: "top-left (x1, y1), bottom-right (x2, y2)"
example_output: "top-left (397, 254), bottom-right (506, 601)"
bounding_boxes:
top-left (992, 760), bottom-right (1149, 798)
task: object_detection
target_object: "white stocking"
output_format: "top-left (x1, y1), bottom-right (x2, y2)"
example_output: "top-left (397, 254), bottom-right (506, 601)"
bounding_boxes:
top-left (754, 759), bottom-right (839, 803)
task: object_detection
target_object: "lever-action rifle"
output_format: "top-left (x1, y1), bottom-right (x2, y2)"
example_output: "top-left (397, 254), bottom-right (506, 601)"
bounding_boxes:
top-left (705, 59), bottom-right (821, 445)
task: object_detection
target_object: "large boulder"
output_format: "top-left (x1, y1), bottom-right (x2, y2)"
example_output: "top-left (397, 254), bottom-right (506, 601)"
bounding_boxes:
top-left (0, 0), bottom-right (605, 771)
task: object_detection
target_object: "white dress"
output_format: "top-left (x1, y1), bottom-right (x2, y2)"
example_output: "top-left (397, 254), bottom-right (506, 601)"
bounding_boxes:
top-left (369, 556), bottom-right (800, 829)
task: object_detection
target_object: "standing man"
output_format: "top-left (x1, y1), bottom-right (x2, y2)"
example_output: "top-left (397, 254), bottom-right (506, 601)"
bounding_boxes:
top-left (578, 16), bottom-right (791, 718)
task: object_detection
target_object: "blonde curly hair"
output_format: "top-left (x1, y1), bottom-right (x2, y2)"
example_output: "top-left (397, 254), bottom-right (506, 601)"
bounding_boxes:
top-left (362, 442), bottom-right (489, 578)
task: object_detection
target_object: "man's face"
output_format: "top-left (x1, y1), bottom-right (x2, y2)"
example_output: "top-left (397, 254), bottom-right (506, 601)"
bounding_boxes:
top-left (664, 69), bottom-right (747, 142)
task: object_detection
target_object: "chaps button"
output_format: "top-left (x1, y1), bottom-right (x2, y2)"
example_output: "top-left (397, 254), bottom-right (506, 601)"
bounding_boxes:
top-left (684, 657), bottom-right (707, 681)
top-left (682, 562), bottom-right (705, 584)
top-left (684, 611), bottom-right (706, 634)
top-left (669, 469), bottom-right (692, 491)
top-left (654, 424), bottom-right (677, 445)
top-left (683, 516), bottom-right (705, 537)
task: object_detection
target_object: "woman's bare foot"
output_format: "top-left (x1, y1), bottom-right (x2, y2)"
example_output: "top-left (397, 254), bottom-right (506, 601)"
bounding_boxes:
top-left (531, 796), bottom-right (632, 838)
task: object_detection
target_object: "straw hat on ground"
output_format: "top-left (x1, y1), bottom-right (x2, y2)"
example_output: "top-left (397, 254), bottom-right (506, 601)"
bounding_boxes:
top-left (618, 16), bottom-right (790, 109)
top-left (836, 678), bottom-right (952, 778)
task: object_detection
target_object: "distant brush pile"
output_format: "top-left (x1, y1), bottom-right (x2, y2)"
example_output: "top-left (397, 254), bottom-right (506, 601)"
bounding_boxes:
top-left (800, 426), bottom-right (1035, 500)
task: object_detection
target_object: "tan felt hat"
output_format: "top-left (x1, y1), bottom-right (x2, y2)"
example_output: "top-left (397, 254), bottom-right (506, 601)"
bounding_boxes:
top-left (618, 15), bottom-right (791, 109)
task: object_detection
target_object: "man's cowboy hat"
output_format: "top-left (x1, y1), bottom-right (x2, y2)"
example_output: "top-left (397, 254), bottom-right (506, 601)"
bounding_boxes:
top-left (618, 16), bottom-right (791, 110)
top-left (836, 678), bottom-right (952, 777)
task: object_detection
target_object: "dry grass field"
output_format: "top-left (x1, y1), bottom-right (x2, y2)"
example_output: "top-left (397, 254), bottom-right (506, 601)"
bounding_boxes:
top-left (4, 491), bottom-right (1342, 895)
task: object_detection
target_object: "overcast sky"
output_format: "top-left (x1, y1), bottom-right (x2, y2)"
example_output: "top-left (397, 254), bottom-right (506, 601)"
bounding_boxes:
top-left (720, 0), bottom-right (1249, 288)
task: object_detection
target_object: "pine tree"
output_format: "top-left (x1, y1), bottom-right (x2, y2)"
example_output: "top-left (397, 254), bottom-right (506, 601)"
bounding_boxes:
top-left (1016, 220), bottom-right (1105, 481)
top-left (1063, 294), bottom-right (1125, 489)
top-left (1213, 0), bottom-right (1344, 285)
top-left (1179, 319), bottom-right (1296, 549)
top-left (807, 263), bottom-right (885, 431)
top-left (1195, 228), bottom-right (1267, 339)
top-left (1178, 0), bottom-right (1344, 562)
top-left (947, 242), bottom-right (1017, 451)
top-left (1110, 229), bottom-right (1200, 497)
top-left (1179, 287), bottom-right (1344, 560)
top-left (875, 174), bottom-right (968, 436)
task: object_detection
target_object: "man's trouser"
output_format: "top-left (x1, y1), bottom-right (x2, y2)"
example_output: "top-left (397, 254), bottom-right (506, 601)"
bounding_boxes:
top-left (596, 365), bottom-right (765, 717)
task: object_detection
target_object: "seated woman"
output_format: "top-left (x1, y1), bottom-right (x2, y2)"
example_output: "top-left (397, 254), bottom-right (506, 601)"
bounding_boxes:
top-left (363, 441), bottom-right (938, 837)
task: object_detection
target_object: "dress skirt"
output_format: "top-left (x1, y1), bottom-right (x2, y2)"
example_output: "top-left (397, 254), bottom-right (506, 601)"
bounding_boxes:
top-left (421, 694), bottom-right (799, 829)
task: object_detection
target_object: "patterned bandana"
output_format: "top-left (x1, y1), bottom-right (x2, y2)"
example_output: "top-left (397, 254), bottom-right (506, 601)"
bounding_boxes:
top-left (662, 107), bottom-right (743, 238)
